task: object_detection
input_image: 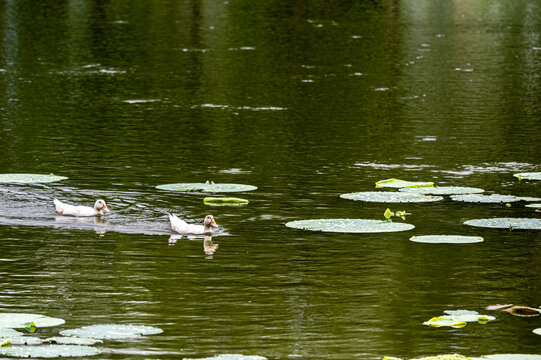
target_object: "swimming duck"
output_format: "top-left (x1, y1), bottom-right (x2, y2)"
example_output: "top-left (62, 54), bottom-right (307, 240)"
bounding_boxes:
top-left (53, 198), bottom-right (110, 217)
top-left (168, 214), bottom-right (218, 234)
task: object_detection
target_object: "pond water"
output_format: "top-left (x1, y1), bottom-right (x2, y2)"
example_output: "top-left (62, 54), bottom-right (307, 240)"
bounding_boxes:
top-left (0, 1), bottom-right (540, 359)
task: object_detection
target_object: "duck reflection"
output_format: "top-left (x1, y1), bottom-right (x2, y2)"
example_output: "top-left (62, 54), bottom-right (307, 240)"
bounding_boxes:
top-left (203, 235), bottom-right (218, 255)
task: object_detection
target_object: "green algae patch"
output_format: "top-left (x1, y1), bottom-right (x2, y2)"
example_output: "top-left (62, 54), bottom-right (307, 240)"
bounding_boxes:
top-left (514, 172), bottom-right (541, 181)
top-left (410, 235), bottom-right (483, 244)
top-left (0, 313), bottom-right (65, 328)
top-left (376, 178), bottom-right (434, 188)
top-left (285, 219), bottom-right (415, 233)
top-left (156, 181), bottom-right (257, 193)
top-left (451, 194), bottom-right (520, 203)
top-left (464, 218), bottom-right (541, 230)
top-left (0, 344), bottom-right (99, 358)
top-left (204, 197), bottom-right (249, 206)
top-left (400, 186), bottom-right (484, 195)
top-left (341, 191), bottom-right (443, 203)
top-left (60, 324), bottom-right (163, 339)
top-left (0, 173), bottom-right (68, 184)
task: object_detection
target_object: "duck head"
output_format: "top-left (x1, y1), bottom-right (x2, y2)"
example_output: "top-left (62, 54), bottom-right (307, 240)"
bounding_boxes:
top-left (203, 215), bottom-right (218, 232)
top-left (94, 199), bottom-right (110, 213)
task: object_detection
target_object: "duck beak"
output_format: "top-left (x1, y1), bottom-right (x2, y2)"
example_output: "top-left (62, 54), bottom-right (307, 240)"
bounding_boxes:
top-left (210, 218), bottom-right (218, 228)
top-left (103, 205), bottom-right (110, 213)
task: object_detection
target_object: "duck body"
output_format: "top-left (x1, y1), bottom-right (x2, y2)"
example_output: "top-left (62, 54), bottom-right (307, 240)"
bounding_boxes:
top-left (168, 214), bottom-right (218, 235)
top-left (54, 199), bottom-right (110, 217)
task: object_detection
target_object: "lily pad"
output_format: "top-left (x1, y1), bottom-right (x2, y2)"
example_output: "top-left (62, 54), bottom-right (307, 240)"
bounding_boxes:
top-left (464, 218), bottom-right (541, 230)
top-left (514, 172), bottom-right (541, 181)
top-left (412, 355), bottom-right (472, 360)
top-left (341, 192), bottom-right (444, 203)
top-left (0, 329), bottom-right (22, 337)
top-left (533, 328), bottom-right (541, 336)
top-left (0, 313), bottom-right (65, 328)
top-left (400, 186), bottom-right (484, 195)
top-left (0, 344), bottom-right (99, 358)
top-left (422, 317), bottom-right (466, 328)
top-left (501, 306), bottom-right (540, 317)
top-left (525, 203), bottom-right (541, 208)
top-left (475, 355), bottom-right (541, 360)
top-left (203, 197), bottom-right (249, 206)
top-left (0, 173), bottom-right (68, 184)
top-left (46, 337), bottom-right (103, 345)
top-left (285, 219), bottom-right (415, 233)
top-left (187, 355), bottom-right (268, 360)
top-left (376, 178), bottom-right (434, 188)
top-left (410, 235), bottom-right (483, 244)
top-left (0, 337), bottom-right (44, 345)
top-left (443, 310), bottom-right (495, 323)
top-left (59, 324), bottom-right (163, 339)
top-left (451, 194), bottom-right (520, 203)
top-left (156, 182), bottom-right (257, 193)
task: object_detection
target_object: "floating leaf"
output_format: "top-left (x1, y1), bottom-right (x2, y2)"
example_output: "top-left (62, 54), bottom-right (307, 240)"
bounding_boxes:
top-left (503, 306), bottom-right (540, 317)
top-left (423, 317), bottom-right (466, 328)
top-left (203, 197), bottom-right (249, 206)
top-left (464, 218), bottom-right (541, 230)
top-left (400, 186), bottom-right (484, 195)
top-left (0, 337), bottom-right (43, 345)
top-left (0, 173), bottom-right (68, 184)
top-left (476, 355), bottom-right (541, 360)
top-left (451, 194), bottom-right (520, 203)
top-left (285, 219), bottom-right (415, 233)
top-left (485, 304), bottom-right (513, 311)
top-left (0, 345), bottom-right (99, 358)
top-left (156, 182), bottom-right (257, 193)
top-left (0, 329), bottom-right (22, 337)
top-left (60, 324), bottom-right (163, 339)
top-left (186, 354), bottom-right (268, 360)
top-left (520, 197), bottom-right (541, 202)
top-left (341, 192), bottom-right (443, 203)
top-left (376, 178), bottom-right (434, 188)
top-left (525, 203), bottom-right (541, 208)
top-left (412, 355), bottom-right (472, 360)
top-left (442, 310), bottom-right (495, 323)
top-left (46, 337), bottom-right (103, 345)
top-left (533, 329), bottom-right (541, 336)
top-left (410, 235), bottom-right (483, 244)
top-left (0, 313), bottom-right (65, 328)
top-left (514, 172), bottom-right (541, 181)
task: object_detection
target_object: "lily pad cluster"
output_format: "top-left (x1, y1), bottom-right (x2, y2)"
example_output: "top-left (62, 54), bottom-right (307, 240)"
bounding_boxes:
top-left (423, 310), bottom-right (495, 328)
top-left (0, 313), bottom-right (163, 358)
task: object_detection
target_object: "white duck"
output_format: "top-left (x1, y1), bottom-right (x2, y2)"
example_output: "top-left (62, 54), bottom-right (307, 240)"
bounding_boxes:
top-left (53, 198), bottom-right (110, 217)
top-left (168, 214), bottom-right (218, 235)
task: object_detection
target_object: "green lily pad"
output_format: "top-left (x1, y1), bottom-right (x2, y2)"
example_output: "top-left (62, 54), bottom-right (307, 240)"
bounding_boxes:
top-left (156, 182), bottom-right (257, 193)
top-left (203, 197), bottom-right (249, 206)
top-left (400, 186), bottom-right (484, 195)
top-left (0, 173), bottom-right (68, 184)
top-left (376, 178), bottom-right (434, 188)
top-left (412, 355), bottom-right (472, 360)
top-left (46, 337), bottom-right (103, 345)
top-left (341, 192), bottom-right (444, 203)
top-left (423, 317), bottom-right (466, 328)
top-left (0, 337), bottom-right (44, 345)
top-left (0, 345), bottom-right (99, 358)
top-left (410, 235), bottom-right (483, 244)
top-left (476, 355), bottom-right (541, 360)
top-left (451, 194), bottom-right (520, 203)
top-left (187, 355), bottom-right (268, 360)
top-left (443, 310), bottom-right (495, 323)
top-left (526, 203), bottom-right (541, 208)
top-left (0, 313), bottom-right (65, 328)
top-left (0, 329), bottom-right (22, 337)
top-left (285, 219), bottom-right (415, 233)
top-left (464, 218), bottom-right (541, 230)
top-left (514, 172), bottom-right (541, 181)
top-left (59, 324), bottom-right (163, 339)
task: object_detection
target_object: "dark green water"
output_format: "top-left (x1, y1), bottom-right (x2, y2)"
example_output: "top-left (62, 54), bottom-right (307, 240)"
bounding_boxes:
top-left (0, 1), bottom-right (541, 359)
